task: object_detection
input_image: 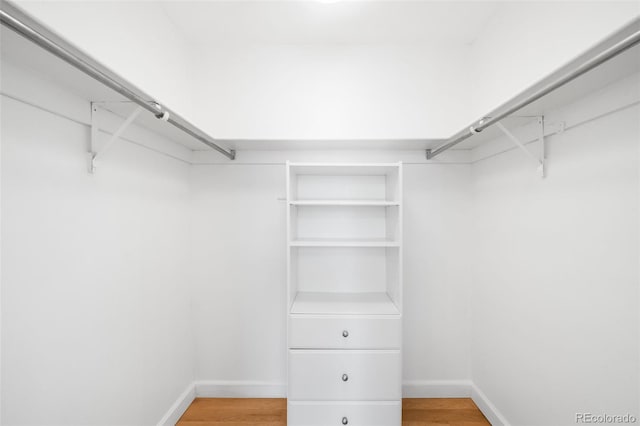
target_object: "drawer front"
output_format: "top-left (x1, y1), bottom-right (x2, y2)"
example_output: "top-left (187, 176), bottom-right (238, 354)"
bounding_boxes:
top-left (289, 315), bottom-right (401, 349)
top-left (287, 401), bottom-right (401, 426)
top-left (288, 350), bottom-right (401, 401)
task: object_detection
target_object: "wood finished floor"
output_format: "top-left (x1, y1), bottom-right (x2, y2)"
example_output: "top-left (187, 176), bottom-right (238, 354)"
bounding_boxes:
top-left (177, 398), bottom-right (490, 426)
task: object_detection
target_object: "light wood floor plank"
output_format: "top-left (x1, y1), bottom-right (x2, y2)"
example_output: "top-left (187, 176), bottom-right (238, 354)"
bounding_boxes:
top-left (177, 398), bottom-right (490, 426)
top-left (402, 398), bottom-right (480, 410)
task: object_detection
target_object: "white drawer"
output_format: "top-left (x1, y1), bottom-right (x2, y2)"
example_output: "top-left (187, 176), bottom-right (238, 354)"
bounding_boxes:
top-left (289, 315), bottom-right (401, 349)
top-left (288, 350), bottom-right (401, 401)
top-left (287, 401), bottom-right (401, 426)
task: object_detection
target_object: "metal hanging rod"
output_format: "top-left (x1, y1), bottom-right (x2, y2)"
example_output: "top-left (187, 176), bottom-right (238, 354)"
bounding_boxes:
top-left (0, 0), bottom-right (235, 160)
top-left (426, 17), bottom-right (640, 160)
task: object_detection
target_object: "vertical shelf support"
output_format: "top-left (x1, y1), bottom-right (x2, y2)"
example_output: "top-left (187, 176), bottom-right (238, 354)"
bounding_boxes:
top-left (495, 116), bottom-right (546, 178)
top-left (538, 116), bottom-right (546, 178)
top-left (89, 102), bottom-right (143, 174)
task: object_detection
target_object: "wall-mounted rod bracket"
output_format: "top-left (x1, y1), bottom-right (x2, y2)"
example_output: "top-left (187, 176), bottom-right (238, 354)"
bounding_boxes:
top-left (89, 102), bottom-right (143, 173)
top-left (496, 116), bottom-right (546, 178)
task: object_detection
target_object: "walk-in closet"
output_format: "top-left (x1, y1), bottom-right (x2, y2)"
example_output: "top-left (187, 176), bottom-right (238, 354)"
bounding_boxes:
top-left (1, 1), bottom-right (639, 425)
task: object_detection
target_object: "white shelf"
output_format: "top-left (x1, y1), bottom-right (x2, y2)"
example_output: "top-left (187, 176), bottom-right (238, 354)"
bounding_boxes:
top-left (290, 238), bottom-right (400, 247)
top-left (290, 292), bottom-right (400, 315)
top-left (289, 163), bottom-right (401, 176)
top-left (290, 200), bottom-right (400, 206)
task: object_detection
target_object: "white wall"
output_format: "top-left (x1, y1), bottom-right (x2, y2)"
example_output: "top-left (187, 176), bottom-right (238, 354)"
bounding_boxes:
top-left (470, 75), bottom-right (640, 425)
top-left (188, 164), bottom-right (288, 388)
top-left (403, 161), bottom-right (473, 386)
top-left (14, 0), bottom-right (197, 123)
top-left (469, 0), bottom-right (640, 122)
top-left (188, 151), bottom-right (473, 392)
top-left (188, 43), bottom-right (471, 140)
top-left (1, 63), bottom-right (195, 425)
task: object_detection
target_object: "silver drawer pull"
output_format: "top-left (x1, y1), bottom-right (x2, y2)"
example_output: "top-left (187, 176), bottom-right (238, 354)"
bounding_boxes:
top-left (342, 330), bottom-right (349, 338)
top-left (341, 373), bottom-right (349, 382)
top-left (342, 417), bottom-right (348, 425)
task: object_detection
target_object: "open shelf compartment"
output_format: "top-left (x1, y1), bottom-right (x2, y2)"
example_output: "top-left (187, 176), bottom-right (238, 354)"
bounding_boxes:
top-left (288, 246), bottom-right (402, 314)
top-left (288, 162), bottom-right (401, 203)
top-left (289, 194), bottom-right (401, 245)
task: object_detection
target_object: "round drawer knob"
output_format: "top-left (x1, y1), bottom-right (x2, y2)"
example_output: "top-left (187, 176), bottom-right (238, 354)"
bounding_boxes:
top-left (341, 373), bottom-right (349, 382)
top-left (342, 330), bottom-right (349, 338)
top-left (342, 417), bottom-right (348, 425)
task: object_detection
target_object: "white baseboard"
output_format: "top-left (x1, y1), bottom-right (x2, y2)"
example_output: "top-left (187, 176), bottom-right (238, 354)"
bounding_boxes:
top-left (402, 380), bottom-right (472, 397)
top-left (471, 384), bottom-right (510, 426)
top-left (195, 380), bottom-right (287, 398)
top-left (157, 383), bottom-right (196, 426)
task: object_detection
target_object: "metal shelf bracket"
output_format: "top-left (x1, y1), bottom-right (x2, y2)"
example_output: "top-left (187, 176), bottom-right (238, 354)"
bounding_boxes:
top-left (89, 102), bottom-right (143, 173)
top-left (496, 116), bottom-right (546, 178)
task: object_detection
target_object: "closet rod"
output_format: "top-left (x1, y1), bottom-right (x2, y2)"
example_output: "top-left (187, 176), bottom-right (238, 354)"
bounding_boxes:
top-left (0, 1), bottom-right (236, 160)
top-left (426, 17), bottom-right (640, 160)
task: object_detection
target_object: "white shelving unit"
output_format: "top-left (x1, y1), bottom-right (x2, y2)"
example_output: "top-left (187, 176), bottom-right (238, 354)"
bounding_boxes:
top-left (286, 162), bottom-right (403, 426)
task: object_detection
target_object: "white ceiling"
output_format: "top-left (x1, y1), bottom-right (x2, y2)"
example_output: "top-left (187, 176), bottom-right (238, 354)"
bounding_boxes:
top-left (161, 1), bottom-right (501, 45)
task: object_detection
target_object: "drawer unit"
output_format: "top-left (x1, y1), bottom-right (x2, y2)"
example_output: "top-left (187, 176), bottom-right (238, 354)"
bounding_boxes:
top-left (288, 350), bottom-right (401, 401)
top-left (289, 315), bottom-right (401, 349)
top-left (287, 401), bottom-right (401, 426)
